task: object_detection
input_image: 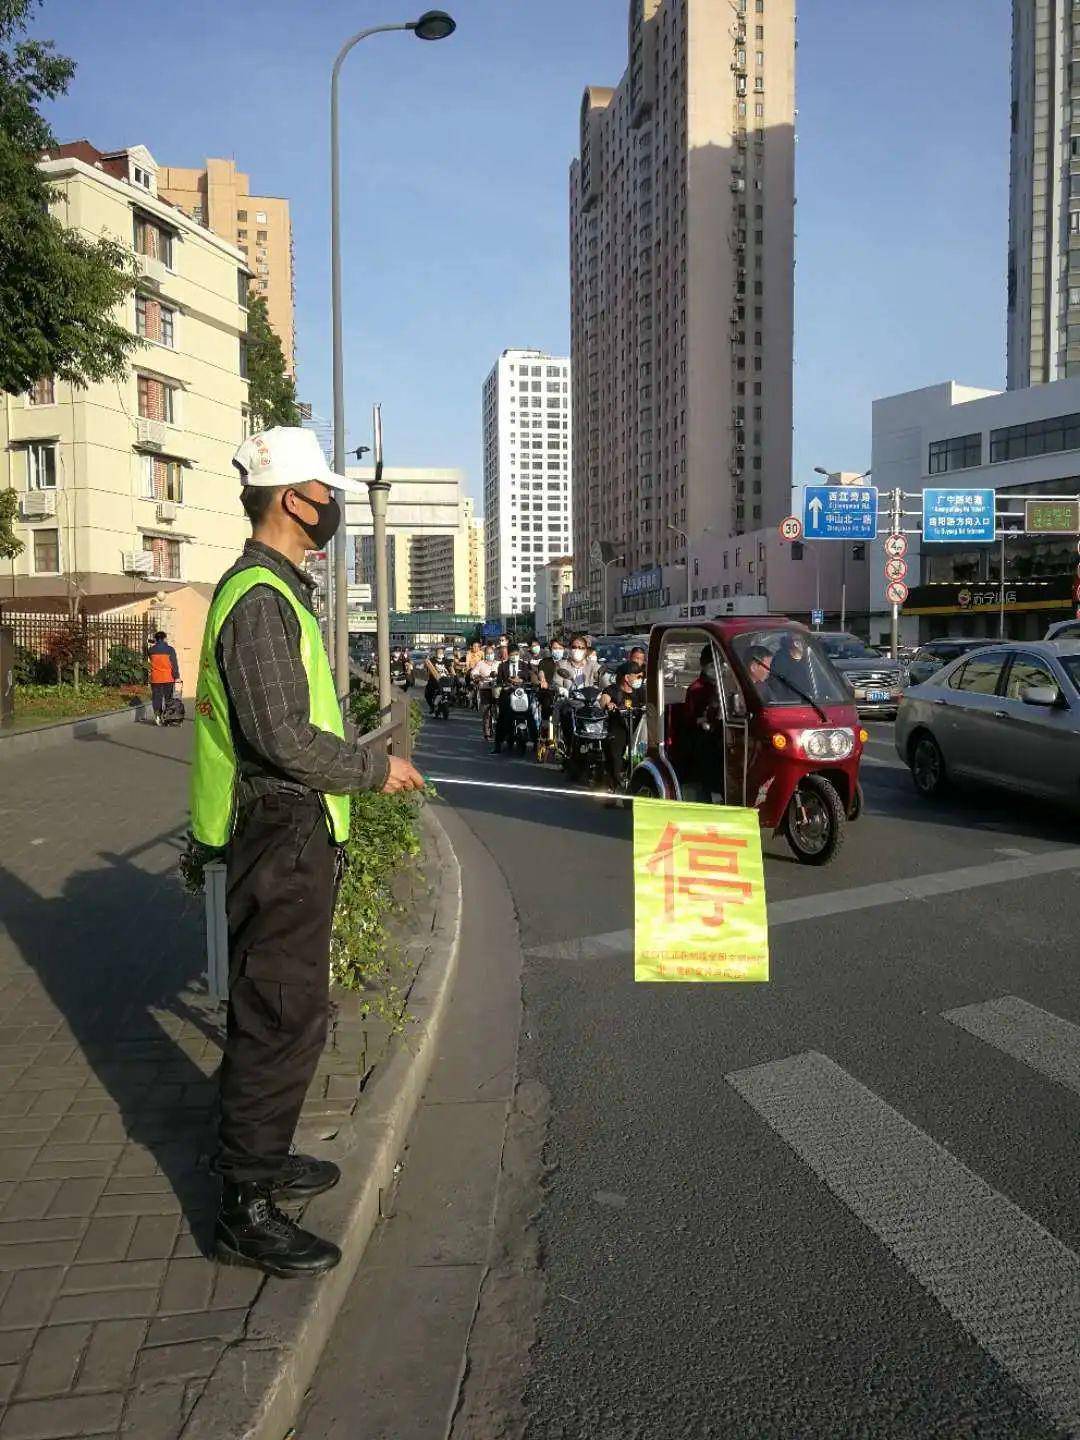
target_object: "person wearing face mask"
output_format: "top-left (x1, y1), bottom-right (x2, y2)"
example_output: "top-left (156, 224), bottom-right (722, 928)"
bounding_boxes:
top-left (190, 427), bottom-right (424, 1280)
top-left (494, 641), bottom-right (535, 752)
top-left (599, 661), bottom-right (645, 790)
top-left (423, 644), bottom-right (451, 714)
top-left (555, 634), bottom-right (599, 752)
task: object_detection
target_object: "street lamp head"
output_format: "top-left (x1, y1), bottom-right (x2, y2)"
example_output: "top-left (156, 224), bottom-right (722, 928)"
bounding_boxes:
top-left (813, 466), bottom-right (830, 477)
top-left (411, 9), bottom-right (456, 40)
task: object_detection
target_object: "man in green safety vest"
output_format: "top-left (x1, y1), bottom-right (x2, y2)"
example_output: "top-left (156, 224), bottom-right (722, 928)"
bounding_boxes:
top-left (190, 426), bottom-right (424, 1279)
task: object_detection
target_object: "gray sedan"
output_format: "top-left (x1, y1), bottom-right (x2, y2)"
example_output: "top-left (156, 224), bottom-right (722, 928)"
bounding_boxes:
top-left (895, 641), bottom-right (1080, 802)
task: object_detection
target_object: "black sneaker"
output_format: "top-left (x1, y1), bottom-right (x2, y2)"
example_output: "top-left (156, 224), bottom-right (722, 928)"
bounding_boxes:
top-left (215, 1184), bottom-right (341, 1278)
top-left (270, 1153), bottom-right (341, 1202)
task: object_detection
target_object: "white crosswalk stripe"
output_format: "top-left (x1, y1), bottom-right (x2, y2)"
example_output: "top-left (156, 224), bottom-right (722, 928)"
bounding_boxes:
top-left (727, 1049), bottom-right (1080, 1434)
top-left (945, 995), bottom-right (1080, 1099)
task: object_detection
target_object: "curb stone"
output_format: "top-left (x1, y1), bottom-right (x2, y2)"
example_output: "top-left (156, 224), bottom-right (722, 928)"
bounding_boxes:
top-left (179, 802), bottom-right (463, 1440)
top-left (0, 701), bottom-right (151, 758)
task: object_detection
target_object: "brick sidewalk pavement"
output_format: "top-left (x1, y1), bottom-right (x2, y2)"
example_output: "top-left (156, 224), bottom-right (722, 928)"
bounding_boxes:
top-left (0, 722), bottom-right (419, 1439)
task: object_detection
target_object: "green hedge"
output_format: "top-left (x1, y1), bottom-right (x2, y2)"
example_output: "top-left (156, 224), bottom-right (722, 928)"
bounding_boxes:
top-left (332, 683), bottom-right (426, 1021)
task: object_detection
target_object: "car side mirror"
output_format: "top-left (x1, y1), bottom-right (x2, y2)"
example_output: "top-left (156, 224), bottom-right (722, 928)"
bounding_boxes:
top-left (1022, 685), bottom-right (1062, 708)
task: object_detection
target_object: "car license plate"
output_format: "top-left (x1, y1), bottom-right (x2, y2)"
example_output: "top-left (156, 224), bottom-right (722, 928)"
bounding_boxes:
top-left (866, 689), bottom-right (889, 704)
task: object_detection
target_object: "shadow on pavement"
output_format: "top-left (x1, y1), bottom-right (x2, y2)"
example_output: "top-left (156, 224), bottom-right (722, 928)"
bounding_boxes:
top-left (0, 822), bottom-right (222, 1255)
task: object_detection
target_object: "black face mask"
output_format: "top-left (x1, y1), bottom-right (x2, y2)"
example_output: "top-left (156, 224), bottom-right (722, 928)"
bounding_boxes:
top-left (288, 489), bottom-right (340, 550)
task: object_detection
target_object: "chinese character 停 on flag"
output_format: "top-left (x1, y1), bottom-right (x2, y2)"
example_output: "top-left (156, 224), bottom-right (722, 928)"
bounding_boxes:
top-left (645, 823), bottom-right (753, 928)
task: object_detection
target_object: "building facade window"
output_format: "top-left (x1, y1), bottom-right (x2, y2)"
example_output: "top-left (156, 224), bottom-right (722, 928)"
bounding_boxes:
top-left (990, 412), bottom-right (1080, 463)
top-left (928, 432), bottom-right (982, 474)
top-left (137, 375), bottom-right (174, 423)
top-left (142, 534), bottom-right (181, 580)
top-left (142, 455), bottom-right (184, 503)
top-left (27, 376), bottom-right (55, 407)
top-left (32, 528), bottom-right (59, 573)
top-left (132, 214), bottom-right (173, 268)
top-left (135, 295), bottom-right (175, 347)
top-left (26, 441), bottom-right (57, 489)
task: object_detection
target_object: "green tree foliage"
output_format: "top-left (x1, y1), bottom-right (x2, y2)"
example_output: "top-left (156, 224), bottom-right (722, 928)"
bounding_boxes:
top-left (0, 487), bottom-right (23, 559)
top-left (245, 292), bottom-right (299, 430)
top-left (0, 0), bottom-right (140, 394)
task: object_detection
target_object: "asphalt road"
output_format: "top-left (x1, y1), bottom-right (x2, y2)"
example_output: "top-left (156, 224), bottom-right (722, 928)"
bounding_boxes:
top-left (308, 708), bottom-right (1080, 1440)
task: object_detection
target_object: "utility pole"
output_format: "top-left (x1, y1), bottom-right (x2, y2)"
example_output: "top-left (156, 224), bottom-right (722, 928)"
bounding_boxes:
top-left (890, 486), bottom-right (903, 661)
top-left (367, 404), bottom-right (392, 717)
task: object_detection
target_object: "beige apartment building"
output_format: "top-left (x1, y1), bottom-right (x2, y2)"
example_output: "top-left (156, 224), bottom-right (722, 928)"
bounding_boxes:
top-left (534, 555), bottom-right (574, 639)
top-left (1, 143), bottom-right (251, 677)
top-left (570, 0), bottom-right (795, 621)
top-left (158, 157), bottom-right (295, 375)
top-left (345, 468), bottom-right (482, 618)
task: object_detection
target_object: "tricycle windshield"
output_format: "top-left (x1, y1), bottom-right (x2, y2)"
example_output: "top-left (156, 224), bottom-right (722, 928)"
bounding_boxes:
top-left (731, 628), bottom-right (852, 708)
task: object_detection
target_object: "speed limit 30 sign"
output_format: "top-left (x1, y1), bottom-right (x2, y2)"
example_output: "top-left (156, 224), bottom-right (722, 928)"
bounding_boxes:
top-left (779, 515), bottom-right (803, 542)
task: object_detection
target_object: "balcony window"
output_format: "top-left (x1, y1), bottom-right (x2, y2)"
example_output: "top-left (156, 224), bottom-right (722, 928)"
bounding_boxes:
top-left (26, 441), bottom-right (57, 490)
top-left (136, 295), bottom-right (175, 347)
top-left (142, 455), bottom-right (184, 503)
top-left (133, 214), bottom-right (173, 268)
top-left (27, 376), bottom-right (55, 407)
top-left (137, 375), bottom-right (174, 423)
top-left (142, 534), bottom-right (182, 580)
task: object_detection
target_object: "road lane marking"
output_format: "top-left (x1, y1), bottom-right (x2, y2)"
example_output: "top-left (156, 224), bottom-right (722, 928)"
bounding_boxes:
top-left (726, 1050), bottom-right (1080, 1434)
top-left (525, 847), bottom-right (1080, 959)
top-left (944, 996), bottom-right (1080, 1098)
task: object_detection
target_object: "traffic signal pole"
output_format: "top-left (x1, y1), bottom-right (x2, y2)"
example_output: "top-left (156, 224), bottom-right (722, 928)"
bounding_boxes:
top-left (890, 486), bottom-right (903, 662)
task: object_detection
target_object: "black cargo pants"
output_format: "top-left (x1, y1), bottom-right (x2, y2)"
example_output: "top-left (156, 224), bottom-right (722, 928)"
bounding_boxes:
top-left (216, 790), bottom-right (342, 1186)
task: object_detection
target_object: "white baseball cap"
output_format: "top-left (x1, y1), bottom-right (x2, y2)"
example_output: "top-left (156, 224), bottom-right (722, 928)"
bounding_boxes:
top-left (233, 427), bottom-right (368, 494)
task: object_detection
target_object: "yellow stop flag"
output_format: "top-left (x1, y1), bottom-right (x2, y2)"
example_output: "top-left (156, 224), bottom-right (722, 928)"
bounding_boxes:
top-left (634, 798), bottom-right (769, 983)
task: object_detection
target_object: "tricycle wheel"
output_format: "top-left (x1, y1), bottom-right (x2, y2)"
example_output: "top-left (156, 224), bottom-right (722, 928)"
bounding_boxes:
top-left (628, 766), bottom-right (664, 800)
top-left (784, 774), bottom-right (845, 866)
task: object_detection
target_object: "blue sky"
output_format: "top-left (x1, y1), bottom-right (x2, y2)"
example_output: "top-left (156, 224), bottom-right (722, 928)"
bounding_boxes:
top-left (40, 0), bottom-right (1011, 511)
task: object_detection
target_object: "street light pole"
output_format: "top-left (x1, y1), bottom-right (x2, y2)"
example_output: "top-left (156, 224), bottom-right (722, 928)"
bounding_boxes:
top-left (601, 554), bottom-right (624, 634)
top-left (666, 524), bottom-right (692, 612)
top-left (367, 405), bottom-right (393, 717)
top-left (329, 11), bottom-right (456, 699)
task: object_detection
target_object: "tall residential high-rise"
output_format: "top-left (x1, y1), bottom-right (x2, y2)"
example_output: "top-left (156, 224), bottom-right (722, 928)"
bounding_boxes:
top-left (158, 158), bottom-right (295, 375)
top-left (1007, 0), bottom-right (1080, 388)
top-left (569, 0), bottom-right (795, 607)
top-left (482, 349), bottom-right (573, 619)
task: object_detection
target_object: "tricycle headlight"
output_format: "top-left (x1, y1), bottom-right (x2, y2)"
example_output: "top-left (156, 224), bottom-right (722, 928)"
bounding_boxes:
top-left (798, 727), bottom-right (854, 761)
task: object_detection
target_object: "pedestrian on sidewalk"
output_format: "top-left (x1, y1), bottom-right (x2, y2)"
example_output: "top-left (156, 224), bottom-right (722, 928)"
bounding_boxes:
top-left (189, 426), bottom-right (425, 1280)
top-left (148, 630), bottom-right (180, 725)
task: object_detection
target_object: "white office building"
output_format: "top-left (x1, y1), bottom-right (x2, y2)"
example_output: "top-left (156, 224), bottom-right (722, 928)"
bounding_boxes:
top-left (481, 349), bottom-right (572, 619)
top-left (872, 378), bottom-right (1080, 643)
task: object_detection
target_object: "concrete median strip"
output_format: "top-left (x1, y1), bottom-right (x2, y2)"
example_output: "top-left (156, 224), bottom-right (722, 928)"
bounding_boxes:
top-left (526, 846), bottom-right (1080, 960)
top-left (179, 804), bottom-right (462, 1440)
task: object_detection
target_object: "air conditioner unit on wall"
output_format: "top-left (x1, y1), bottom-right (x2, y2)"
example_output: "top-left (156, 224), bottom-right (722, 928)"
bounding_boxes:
top-left (156, 501), bottom-right (177, 522)
top-left (20, 489), bottom-right (57, 519)
top-left (137, 418), bottom-right (166, 448)
top-left (122, 551), bottom-right (154, 576)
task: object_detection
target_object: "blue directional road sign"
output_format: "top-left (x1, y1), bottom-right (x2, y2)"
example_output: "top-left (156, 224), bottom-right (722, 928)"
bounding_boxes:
top-left (803, 485), bottom-right (879, 540)
top-left (811, 608), bottom-right (824, 627)
top-left (922, 488), bottom-right (996, 544)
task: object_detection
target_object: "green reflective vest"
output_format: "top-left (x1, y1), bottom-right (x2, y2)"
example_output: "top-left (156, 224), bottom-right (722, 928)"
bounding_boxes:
top-left (189, 565), bottom-right (350, 848)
